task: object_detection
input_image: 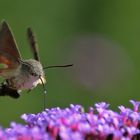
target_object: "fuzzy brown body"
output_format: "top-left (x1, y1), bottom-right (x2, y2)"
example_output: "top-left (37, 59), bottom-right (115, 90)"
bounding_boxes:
top-left (0, 21), bottom-right (46, 98)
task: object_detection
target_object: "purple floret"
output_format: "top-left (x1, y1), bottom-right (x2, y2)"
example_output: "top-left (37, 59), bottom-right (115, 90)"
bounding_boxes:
top-left (0, 100), bottom-right (140, 140)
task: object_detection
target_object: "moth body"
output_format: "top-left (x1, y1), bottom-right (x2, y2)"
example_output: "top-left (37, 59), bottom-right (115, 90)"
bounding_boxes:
top-left (0, 20), bottom-right (47, 97)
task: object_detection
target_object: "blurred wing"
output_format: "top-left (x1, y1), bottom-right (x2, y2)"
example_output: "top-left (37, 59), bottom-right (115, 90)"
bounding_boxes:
top-left (27, 27), bottom-right (40, 61)
top-left (0, 21), bottom-right (21, 70)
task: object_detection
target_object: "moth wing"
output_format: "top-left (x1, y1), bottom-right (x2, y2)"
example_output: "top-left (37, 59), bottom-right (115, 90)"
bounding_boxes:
top-left (0, 21), bottom-right (21, 72)
top-left (27, 27), bottom-right (40, 61)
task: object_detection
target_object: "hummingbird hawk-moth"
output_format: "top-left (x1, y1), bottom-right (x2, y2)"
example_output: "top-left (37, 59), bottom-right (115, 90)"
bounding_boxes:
top-left (0, 21), bottom-right (73, 99)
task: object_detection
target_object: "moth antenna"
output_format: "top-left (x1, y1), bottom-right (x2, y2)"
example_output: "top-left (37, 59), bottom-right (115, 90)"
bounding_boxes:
top-left (43, 64), bottom-right (73, 69)
top-left (39, 76), bottom-right (47, 110)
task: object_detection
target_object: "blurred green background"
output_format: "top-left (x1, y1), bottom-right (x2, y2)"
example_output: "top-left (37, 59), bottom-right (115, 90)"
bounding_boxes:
top-left (0, 0), bottom-right (140, 127)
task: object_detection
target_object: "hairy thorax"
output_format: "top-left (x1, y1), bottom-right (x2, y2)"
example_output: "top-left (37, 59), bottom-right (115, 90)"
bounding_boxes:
top-left (6, 59), bottom-right (45, 90)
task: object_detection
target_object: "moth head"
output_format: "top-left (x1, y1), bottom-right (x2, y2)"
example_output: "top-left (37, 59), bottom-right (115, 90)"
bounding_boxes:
top-left (19, 59), bottom-right (46, 83)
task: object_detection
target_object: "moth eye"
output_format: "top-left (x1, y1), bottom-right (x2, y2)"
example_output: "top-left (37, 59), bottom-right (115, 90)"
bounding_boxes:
top-left (31, 72), bottom-right (38, 76)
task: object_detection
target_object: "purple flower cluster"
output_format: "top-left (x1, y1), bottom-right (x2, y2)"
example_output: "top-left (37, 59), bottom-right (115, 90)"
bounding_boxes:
top-left (0, 100), bottom-right (140, 140)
